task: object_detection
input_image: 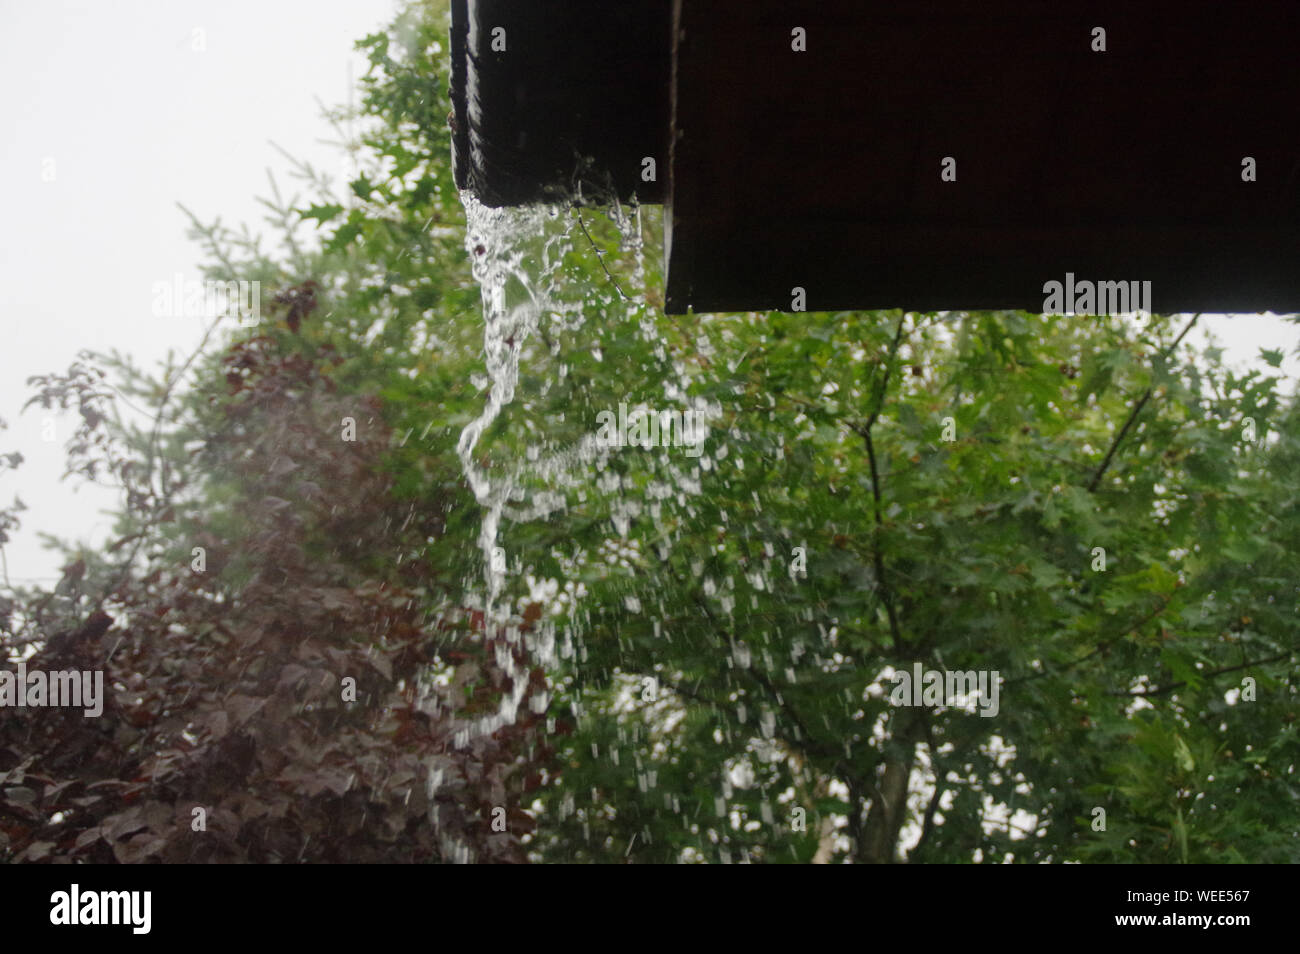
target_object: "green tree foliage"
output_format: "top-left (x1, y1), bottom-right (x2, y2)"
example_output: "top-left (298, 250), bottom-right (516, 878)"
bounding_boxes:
top-left (2, 0), bottom-right (1296, 863)
top-left (539, 309), bottom-right (1299, 863)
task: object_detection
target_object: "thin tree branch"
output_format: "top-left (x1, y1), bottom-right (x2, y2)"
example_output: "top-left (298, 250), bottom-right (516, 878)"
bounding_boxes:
top-left (1087, 313), bottom-right (1200, 492)
top-left (848, 314), bottom-right (909, 652)
top-left (572, 208), bottom-right (629, 301)
top-left (910, 782), bottom-right (944, 863)
top-left (1004, 590), bottom-right (1175, 688)
top-left (1108, 651), bottom-right (1290, 698)
top-left (907, 718), bottom-right (946, 863)
top-left (862, 428), bottom-right (903, 654)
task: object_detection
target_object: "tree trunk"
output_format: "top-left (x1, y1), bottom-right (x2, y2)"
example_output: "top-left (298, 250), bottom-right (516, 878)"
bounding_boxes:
top-left (858, 709), bottom-right (925, 863)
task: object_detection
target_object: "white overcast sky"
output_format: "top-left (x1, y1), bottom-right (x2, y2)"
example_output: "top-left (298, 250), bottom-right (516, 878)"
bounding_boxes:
top-left (0, 0), bottom-right (396, 586)
top-left (1, 0), bottom-right (1298, 588)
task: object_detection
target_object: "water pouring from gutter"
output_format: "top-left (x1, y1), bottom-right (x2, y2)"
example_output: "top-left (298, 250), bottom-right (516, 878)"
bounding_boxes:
top-left (450, 188), bottom-right (701, 716)
top-left (445, 3), bottom-right (676, 783)
top-left (453, 193), bottom-right (553, 736)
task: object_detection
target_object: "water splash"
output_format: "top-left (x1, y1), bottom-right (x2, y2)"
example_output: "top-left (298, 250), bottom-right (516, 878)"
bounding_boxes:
top-left (455, 192), bottom-right (554, 612)
top-left (452, 191), bottom-right (661, 640)
top-left (451, 191), bottom-right (576, 752)
top-left (441, 187), bottom-right (720, 861)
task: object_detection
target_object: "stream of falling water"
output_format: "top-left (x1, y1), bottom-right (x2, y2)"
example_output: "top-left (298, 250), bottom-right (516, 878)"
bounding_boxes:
top-left (454, 191), bottom-right (555, 715)
top-left (453, 188), bottom-right (652, 685)
top-left (434, 189), bottom-right (614, 861)
top-left (438, 184), bottom-right (714, 861)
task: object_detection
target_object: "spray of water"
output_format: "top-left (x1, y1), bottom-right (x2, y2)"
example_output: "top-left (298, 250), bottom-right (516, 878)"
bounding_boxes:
top-left (440, 187), bottom-right (718, 860)
top-left (451, 192), bottom-right (567, 752)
